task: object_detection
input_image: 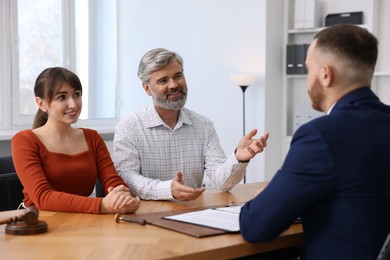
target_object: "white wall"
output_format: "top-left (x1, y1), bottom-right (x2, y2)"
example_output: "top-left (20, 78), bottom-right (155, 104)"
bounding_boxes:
top-left (117, 0), bottom-right (269, 182)
top-left (263, 0), bottom-right (284, 180)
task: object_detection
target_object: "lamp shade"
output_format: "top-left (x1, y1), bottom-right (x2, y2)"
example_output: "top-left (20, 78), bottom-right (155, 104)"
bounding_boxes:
top-left (230, 74), bottom-right (257, 86)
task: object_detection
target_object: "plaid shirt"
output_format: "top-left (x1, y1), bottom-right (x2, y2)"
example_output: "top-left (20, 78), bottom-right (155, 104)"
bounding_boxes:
top-left (113, 104), bottom-right (247, 200)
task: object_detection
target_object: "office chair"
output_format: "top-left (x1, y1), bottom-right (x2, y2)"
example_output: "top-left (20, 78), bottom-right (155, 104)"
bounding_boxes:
top-left (0, 156), bottom-right (24, 211)
top-left (95, 180), bottom-right (105, 198)
top-left (378, 232), bottom-right (390, 260)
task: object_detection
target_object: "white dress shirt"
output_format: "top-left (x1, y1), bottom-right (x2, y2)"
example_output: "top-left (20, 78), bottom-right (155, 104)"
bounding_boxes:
top-left (113, 104), bottom-right (247, 200)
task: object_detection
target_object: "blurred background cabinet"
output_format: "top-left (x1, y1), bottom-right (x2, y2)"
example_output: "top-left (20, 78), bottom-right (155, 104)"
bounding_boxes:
top-left (281, 0), bottom-right (390, 157)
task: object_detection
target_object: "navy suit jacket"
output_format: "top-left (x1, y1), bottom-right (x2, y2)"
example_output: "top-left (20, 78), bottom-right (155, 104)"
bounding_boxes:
top-left (240, 87), bottom-right (390, 259)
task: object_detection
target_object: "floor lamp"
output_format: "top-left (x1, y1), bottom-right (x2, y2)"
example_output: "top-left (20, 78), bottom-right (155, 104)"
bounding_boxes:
top-left (230, 74), bottom-right (257, 183)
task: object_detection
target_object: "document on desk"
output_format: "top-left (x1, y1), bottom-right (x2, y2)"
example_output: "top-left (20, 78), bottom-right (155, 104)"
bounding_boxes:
top-left (163, 205), bottom-right (243, 232)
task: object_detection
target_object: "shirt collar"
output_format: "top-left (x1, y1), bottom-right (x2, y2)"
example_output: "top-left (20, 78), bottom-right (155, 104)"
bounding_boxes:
top-left (145, 104), bottom-right (193, 129)
top-left (327, 102), bottom-right (336, 115)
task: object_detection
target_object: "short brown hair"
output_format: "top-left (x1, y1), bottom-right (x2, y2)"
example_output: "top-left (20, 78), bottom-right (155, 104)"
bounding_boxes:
top-left (314, 24), bottom-right (378, 71)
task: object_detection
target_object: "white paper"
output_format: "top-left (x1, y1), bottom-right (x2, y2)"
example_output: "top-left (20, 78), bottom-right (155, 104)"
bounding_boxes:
top-left (164, 207), bottom-right (241, 232)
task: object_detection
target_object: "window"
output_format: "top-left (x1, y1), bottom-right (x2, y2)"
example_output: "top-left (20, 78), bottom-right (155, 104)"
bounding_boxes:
top-left (17, 0), bottom-right (62, 117)
top-left (0, 0), bottom-right (117, 132)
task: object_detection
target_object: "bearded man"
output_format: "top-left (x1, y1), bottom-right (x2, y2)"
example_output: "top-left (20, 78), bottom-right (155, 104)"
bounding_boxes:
top-left (113, 48), bottom-right (268, 201)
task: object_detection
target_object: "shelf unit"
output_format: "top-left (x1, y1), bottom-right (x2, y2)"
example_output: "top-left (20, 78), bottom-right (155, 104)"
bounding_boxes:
top-left (281, 0), bottom-right (389, 157)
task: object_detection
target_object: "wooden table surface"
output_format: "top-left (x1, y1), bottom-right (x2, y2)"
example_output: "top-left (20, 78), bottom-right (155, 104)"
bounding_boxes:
top-left (0, 182), bottom-right (303, 260)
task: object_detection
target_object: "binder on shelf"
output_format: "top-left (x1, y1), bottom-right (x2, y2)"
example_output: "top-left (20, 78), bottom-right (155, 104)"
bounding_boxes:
top-left (325, 11), bottom-right (363, 27)
top-left (286, 44), bottom-right (296, 74)
top-left (303, 0), bottom-right (320, 28)
top-left (294, 0), bottom-right (319, 29)
top-left (295, 44), bottom-right (307, 75)
top-left (286, 44), bottom-right (309, 75)
top-left (294, 0), bottom-right (305, 29)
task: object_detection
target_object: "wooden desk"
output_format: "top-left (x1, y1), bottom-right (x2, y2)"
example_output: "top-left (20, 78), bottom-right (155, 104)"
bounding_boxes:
top-left (0, 182), bottom-right (303, 260)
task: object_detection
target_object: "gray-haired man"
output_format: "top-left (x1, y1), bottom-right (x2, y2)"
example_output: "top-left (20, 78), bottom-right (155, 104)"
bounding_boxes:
top-left (113, 48), bottom-right (268, 201)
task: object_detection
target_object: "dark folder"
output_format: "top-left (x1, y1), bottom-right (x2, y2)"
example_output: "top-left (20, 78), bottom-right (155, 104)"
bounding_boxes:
top-left (129, 205), bottom-right (228, 238)
top-left (295, 44), bottom-right (306, 74)
top-left (286, 44), bottom-right (296, 74)
top-left (127, 206), bottom-right (302, 238)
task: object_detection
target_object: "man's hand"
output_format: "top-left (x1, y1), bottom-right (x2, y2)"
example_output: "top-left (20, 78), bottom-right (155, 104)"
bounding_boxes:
top-left (235, 129), bottom-right (269, 162)
top-left (171, 172), bottom-right (205, 201)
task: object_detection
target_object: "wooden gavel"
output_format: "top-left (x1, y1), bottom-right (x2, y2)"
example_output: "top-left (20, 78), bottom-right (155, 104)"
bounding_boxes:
top-left (1, 206), bottom-right (48, 235)
top-left (0, 206), bottom-right (39, 226)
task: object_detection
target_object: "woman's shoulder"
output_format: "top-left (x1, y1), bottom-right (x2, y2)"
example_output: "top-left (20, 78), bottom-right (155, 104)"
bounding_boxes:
top-left (11, 129), bottom-right (42, 151)
top-left (80, 128), bottom-right (98, 135)
top-left (80, 128), bottom-right (104, 142)
top-left (12, 129), bottom-right (34, 141)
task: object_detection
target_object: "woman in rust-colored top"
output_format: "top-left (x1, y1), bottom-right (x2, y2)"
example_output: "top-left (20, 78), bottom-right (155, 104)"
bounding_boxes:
top-left (11, 67), bottom-right (140, 214)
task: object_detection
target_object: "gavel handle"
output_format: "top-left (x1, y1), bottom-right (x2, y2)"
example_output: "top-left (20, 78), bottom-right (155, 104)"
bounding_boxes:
top-left (121, 215), bottom-right (147, 225)
top-left (0, 215), bottom-right (23, 225)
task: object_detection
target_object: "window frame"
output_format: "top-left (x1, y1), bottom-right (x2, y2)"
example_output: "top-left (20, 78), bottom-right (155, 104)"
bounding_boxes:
top-left (0, 0), bottom-right (12, 131)
top-left (0, 0), bottom-right (118, 136)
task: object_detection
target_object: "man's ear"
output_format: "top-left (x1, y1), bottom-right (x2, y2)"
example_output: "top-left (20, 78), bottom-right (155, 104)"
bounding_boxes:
top-left (142, 83), bottom-right (152, 96)
top-left (35, 97), bottom-right (47, 112)
top-left (320, 64), bottom-right (333, 88)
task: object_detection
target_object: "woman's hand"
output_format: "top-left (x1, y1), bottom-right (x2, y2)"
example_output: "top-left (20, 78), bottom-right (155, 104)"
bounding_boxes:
top-left (100, 185), bottom-right (140, 213)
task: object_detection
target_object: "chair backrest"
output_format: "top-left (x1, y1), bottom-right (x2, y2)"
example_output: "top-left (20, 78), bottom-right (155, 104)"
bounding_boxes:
top-left (0, 156), bottom-right (15, 173)
top-left (95, 179), bottom-right (105, 198)
top-left (0, 156), bottom-right (24, 211)
top-left (378, 232), bottom-right (390, 260)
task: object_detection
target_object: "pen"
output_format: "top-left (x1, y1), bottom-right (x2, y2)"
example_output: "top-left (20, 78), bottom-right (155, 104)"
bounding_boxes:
top-left (115, 213), bottom-right (147, 225)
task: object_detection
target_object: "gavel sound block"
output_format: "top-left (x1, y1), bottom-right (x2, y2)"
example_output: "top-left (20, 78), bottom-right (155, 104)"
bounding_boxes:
top-left (1, 206), bottom-right (48, 235)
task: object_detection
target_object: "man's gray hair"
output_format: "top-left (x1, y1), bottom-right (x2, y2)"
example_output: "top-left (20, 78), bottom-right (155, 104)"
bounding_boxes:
top-left (137, 48), bottom-right (184, 83)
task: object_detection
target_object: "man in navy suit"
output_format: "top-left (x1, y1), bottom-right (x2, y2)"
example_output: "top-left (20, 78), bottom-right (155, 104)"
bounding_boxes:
top-left (239, 24), bottom-right (390, 259)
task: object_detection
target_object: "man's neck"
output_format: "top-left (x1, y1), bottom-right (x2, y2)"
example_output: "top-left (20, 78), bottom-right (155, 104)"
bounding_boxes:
top-left (323, 83), bottom-right (370, 113)
top-left (154, 106), bottom-right (180, 129)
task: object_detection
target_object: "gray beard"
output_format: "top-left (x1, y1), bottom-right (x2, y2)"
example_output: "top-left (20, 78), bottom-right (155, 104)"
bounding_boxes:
top-left (152, 92), bottom-right (187, 110)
